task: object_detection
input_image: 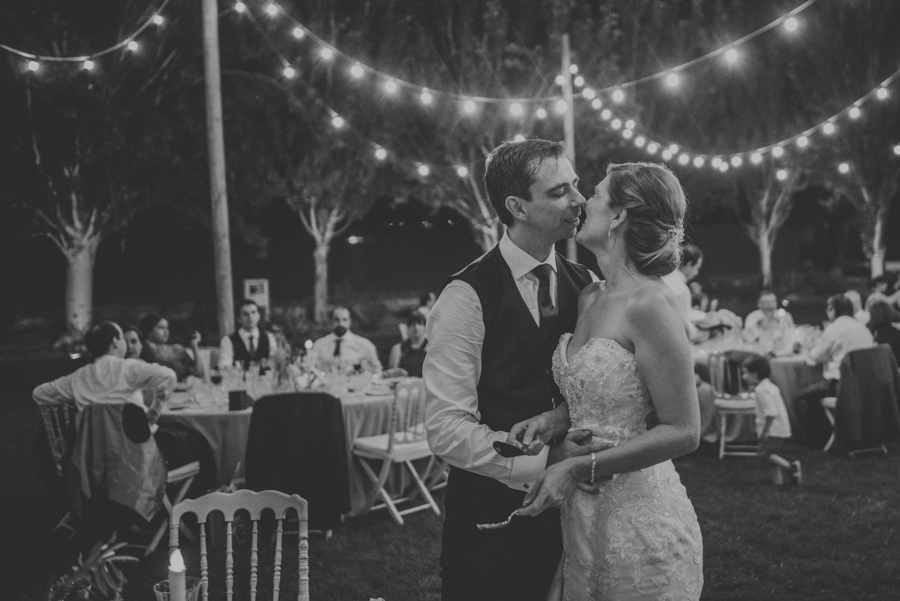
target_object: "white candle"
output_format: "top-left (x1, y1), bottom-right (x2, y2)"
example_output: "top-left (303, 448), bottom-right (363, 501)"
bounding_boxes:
top-left (168, 549), bottom-right (187, 601)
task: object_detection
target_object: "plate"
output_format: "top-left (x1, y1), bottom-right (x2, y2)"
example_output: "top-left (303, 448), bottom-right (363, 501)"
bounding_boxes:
top-left (364, 384), bottom-right (393, 396)
top-left (173, 383), bottom-right (193, 392)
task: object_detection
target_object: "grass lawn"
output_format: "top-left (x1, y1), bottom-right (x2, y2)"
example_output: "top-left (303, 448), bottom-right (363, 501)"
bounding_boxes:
top-left (10, 440), bottom-right (898, 601)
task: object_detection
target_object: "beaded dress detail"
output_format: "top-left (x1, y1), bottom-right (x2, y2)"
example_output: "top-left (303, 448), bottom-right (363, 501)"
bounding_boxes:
top-left (549, 333), bottom-right (703, 601)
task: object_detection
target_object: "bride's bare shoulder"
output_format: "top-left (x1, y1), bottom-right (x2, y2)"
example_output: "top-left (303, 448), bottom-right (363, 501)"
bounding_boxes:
top-left (627, 279), bottom-right (682, 320)
top-left (578, 280), bottom-right (604, 309)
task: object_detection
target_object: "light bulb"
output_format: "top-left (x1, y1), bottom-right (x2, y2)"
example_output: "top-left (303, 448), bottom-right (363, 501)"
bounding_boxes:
top-left (569, 64), bottom-right (578, 74)
top-left (555, 99), bottom-right (567, 114)
top-left (751, 152), bottom-right (763, 164)
top-left (153, 15), bottom-right (164, 25)
top-left (600, 109), bottom-right (611, 120)
top-left (611, 118), bottom-right (622, 130)
top-left (591, 98), bottom-right (602, 109)
top-left (536, 108), bottom-right (547, 119)
top-left (463, 100), bottom-right (477, 113)
top-left (384, 79), bottom-right (397, 94)
top-left (719, 162), bottom-right (729, 173)
top-left (894, 144), bottom-right (900, 156)
top-left (838, 162), bottom-right (850, 174)
top-left (582, 88), bottom-right (596, 100)
top-left (647, 142), bottom-right (658, 154)
top-left (796, 136), bottom-right (809, 148)
top-left (772, 146), bottom-right (785, 158)
top-left (693, 156), bottom-right (705, 168)
top-left (509, 102), bottom-right (523, 117)
top-left (823, 122), bottom-right (835, 135)
top-left (420, 91), bottom-right (432, 105)
top-left (332, 116), bottom-right (345, 129)
top-left (668, 144), bottom-right (679, 154)
top-left (292, 27), bottom-right (304, 39)
top-left (724, 48), bottom-right (738, 63)
top-left (555, 75), bottom-right (565, 86)
top-left (731, 156), bottom-right (743, 167)
top-left (27, 60), bottom-right (39, 72)
top-left (776, 169), bottom-right (788, 180)
top-left (625, 119), bottom-right (635, 130)
top-left (662, 149), bottom-right (673, 160)
top-left (350, 65), bottom-right (364, 78)
top-left (513, 134), bottom-right (526, 142)
top-left (283, 66), bottom-right (295, 78)
top-left (612, 89), bottom-right (625, 103)
top-left (418, 165), bottom-right (430, 177)
top-left (876, 87), bottom-right (888, 100)
top-left (375, 148), bottom-right (387, 160)
top-left (320, 48), bottom-right (333, 60)
top-left (127, 40), bottom-right (139, 51)
top-left (623, 129), bottom-right (633, 139)
top-left (784, 17), bottom-right (798, 32)
top-left (635, 136), bottom-right (646, 148)
top-left (573, 76), bottom-right (585, 87)
top-left (83, 60), bottom-right (95, 71)
top-left (456, 166), bottom-right (469, 177)
top-left (665, 72), bottom-right (679, 87)
top-left (234, 2), bottom-right (246, 13)
top-left (711, 157), bottom-right (722, 167)
top-left (849, 107), bottom-right (861, 119)
top-left (678, 154), bottom-right (689, 165)
top-left (266, 3), bottom-right (278, 16)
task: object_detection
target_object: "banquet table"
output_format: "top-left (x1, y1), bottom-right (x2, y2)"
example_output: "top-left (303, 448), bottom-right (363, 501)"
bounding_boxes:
top-left (159, 383), bottom-right (401, 516)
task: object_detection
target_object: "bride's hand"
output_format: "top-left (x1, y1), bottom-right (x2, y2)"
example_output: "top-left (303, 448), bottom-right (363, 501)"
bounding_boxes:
top-left (507, 407), bottom-right (572, 455)
top-left (517, 462), bottom-right (580, 516)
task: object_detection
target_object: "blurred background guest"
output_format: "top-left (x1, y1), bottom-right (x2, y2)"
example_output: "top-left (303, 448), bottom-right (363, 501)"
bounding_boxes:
top-left (743, 290), bottom-right (795, 347)
top-left (388, 312), bottom-right (428, 377)
top-left (844, 289), bottom-right (869, 325)
top-left (217, 299), bottom-right (276, 370)
top-left (662, 243), bottom-right (704, 340)
top-left (313, 306), bottom-right (382, 373)
top-left (139, 313), bottom-right (205, 382)
top-left (417, 290), bottom-right (437, 318)
top-left (867, 275), bottom-right (893, 307)
top-left (689, 280), bottom-right (717, 313)
top-left (868, 300), bottom-right (900, 364)
top-left (122, 325), bottom-right (144, 360)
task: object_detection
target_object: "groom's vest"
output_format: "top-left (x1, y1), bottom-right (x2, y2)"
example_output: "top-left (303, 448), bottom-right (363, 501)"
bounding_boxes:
top-left (447, 246), bottom-right (592, 432)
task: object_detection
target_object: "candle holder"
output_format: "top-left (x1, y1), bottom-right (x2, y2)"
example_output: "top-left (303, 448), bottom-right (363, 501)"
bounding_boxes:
top-left (153, 577), bottom-right (201, 601)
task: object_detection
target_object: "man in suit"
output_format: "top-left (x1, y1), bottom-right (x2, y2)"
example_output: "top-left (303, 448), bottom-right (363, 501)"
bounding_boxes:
top-left (424, 139), bottom-right (603, 601)
top-left (218, 299), bottom-right (277, 370)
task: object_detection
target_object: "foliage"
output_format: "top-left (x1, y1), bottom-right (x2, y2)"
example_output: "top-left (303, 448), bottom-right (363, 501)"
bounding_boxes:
top-left (45, 535), bottom-right (136, 601)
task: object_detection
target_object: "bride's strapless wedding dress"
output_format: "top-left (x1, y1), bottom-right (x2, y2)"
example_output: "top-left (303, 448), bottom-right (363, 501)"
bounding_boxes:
top-left (549, 333), bottom-right (703, 601)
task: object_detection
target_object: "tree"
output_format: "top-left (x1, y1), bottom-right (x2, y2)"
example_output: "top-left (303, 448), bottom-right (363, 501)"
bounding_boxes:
top-left (0, 1), bottom-right (184, 339)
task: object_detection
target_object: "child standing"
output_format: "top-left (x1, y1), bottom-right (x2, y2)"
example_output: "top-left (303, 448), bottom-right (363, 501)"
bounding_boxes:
top-left (741, 354), bottom-right (802, 485)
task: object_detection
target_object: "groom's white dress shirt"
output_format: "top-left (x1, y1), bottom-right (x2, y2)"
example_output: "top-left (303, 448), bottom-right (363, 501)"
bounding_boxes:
top-left (424, 233), bottom-right (597, 491)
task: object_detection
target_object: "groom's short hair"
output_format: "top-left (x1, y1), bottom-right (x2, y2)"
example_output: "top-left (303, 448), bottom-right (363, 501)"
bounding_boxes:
top-left (484, 139), bottom-right (567, 226)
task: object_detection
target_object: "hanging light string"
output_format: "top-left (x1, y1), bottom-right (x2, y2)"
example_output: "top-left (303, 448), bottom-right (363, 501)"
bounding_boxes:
top-left (235, 0), bottom-right (819, 107)
top-left (236, 6), bottom-right (485, 179)
top-left (0, 0), bottom-right (173, 65)
top-left (578, 65), bottom-right (900, 173)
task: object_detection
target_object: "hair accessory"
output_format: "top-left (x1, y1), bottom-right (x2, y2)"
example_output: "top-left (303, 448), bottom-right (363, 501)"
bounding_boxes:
top-left (668, 224), bottom-right (685, 246)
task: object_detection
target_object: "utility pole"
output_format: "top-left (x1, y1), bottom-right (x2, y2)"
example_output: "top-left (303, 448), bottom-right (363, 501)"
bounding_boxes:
top-left (201, 0), bottom-right (234, 337)
top-left (561, 33), bottom-right (578, 262)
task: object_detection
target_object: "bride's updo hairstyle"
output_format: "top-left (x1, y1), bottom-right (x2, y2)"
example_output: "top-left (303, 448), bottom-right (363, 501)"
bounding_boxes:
top-left (606, 162), bottom-right (687, 277)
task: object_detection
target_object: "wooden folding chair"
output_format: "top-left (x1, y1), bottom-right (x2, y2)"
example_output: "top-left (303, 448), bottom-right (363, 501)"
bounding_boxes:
top-left (352, 378), bottom-right (440, 525)
top-left (169, 490), bottom-right (309, 601)
top-left (709, 352), bottom-right (758, 459)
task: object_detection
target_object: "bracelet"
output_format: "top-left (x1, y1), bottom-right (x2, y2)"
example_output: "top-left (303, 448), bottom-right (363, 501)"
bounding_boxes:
top-left (589, 452), bottom-right (596, 485)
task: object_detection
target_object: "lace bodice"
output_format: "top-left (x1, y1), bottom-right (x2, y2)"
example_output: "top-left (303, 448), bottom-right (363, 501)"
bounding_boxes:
top-left (552, 333), bottom-right (651, 446)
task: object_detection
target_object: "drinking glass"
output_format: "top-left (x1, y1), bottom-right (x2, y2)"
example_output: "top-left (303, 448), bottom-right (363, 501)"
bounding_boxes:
top-left (152, 577), bottom-right (201, 601)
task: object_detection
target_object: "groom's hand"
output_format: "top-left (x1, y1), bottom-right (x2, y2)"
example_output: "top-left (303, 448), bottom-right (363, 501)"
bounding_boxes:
top-left (507, 404), bottom-right (571, 455)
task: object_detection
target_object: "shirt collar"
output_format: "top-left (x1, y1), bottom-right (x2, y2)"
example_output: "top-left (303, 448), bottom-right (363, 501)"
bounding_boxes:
top-left (240, 327), bottom-right (260, 340)
top-left (499, 231), bottom-right (557, 281)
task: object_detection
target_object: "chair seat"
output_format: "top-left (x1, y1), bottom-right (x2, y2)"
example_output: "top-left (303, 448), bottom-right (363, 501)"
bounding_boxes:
top-left (821, 396), bottom-right (837, 409)
top-left (713, 398), bottom-right (756, 411)
top-left (354, 433), bottom-right (432, 463)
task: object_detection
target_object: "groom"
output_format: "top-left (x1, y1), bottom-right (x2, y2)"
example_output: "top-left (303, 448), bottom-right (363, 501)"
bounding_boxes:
top-left (424, 139), bottom-right (600, 601)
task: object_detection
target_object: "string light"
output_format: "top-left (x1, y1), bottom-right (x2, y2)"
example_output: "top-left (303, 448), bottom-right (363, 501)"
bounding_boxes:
top-left (27, 60), bottom-right (39, 72)
top-left (350, 64), bottom-right (364, 78)
top-left (625, 119), bottom-right (635, 130)
top-left (126, 40), bottom-right (139, 51)
top-left (292, 27), bottom-right (304, 39)
top-left (555, 75), bottom-right (565, 86)
top-left (513, 134), bottom-right (526, 142)
top-left (678, 153), bottom-right (690, 165)
top-left (331, 116), bottom-right (345, 129)
top-left (456, 166), bottom-right (469, 177)
top-left (718, 162), bottom-right (729, 173)
top-left (555, 100), bottom-right (568, 114)
top-left (319, 47), bottom-right (333, 60)
top-left (611, 118), bottom-right (622, 130)
top-left (282, 65), bottom-right (295, 78)
top-left (711, 157), bottom-right (722, 168)
top-left (384, 79), bottom-right (397, 94)
top-left (590, 98), bottom-right (602, 109)
top-left (510, 102), bottom-right (523, 117)
top-left (665, 72), bottom-right (680, 88)
top-left (463, 99), bottom-right (477, 113)
top-left (776, 169), bottom-right (789, 180)
top-left (535, 108), bottom-right (547, 119)
top-left (876, 87), bottom-right (889, 100)
top-left (623, 129), bottom-right (634, 139)
top-left (751, 152), bottom-right (763, 164)
top-left (600, 109), bottom-right (612, 120)
top-left (569, 64), bottom-right (579, 74)
top-left (823, 122), bottom-right (835, 135)
top-left (266, 3), bottom-right (278, 16)
top-left (83, 60), bottom-right (95, 71)
top-left (646, 142), bottom-right (659, 154)
top-left (731, 156), bottom-right (743, 167)
top-left (796, 135), bottom-right (809, 148)
top-left (612, 89), bottom-right (625, 103)
top-left (693, 156), bottom-right (705, 167)
top-left (894, 145), bottom-right (900, 156)
top-left (724, 48), bottom-right (739, 63)
top-left (784, 17), bottom-right (799, 32)
top-left (662, 149), bottom-right (673, 160)
top-left (574, 76), bottom-right (585, 87)
top-left (375, 148), bottom-right (387, 160)
top-left (153, 15), bottom-right (164, 26)
top-left (772, 146), bottom-right (785, 158)
top-left (635, 136), bottom-right (646, 148)
top-left (838, 162), bottom-right (850, 174)
top-left (849, 106), bottom-right (861, 119)
top-left (420, 90), bottom-right (433, 105)
top-left (583, 88), bottom-right (596, 100)
top-left (235, 2), bottom-right (246, 14)
top-left (418, 165), bottom-right (430, 177)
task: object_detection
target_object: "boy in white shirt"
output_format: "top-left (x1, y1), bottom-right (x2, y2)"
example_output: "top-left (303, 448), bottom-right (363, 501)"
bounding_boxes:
top-left (741, 354), bottom-right (802, 486)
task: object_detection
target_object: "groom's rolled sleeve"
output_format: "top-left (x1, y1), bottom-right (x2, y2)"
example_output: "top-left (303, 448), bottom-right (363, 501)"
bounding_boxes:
top-left (424, 281), bottom-right (546, 489)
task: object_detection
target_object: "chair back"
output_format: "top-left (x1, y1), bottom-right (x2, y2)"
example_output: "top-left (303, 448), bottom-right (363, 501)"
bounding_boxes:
top-left (708, 351), bottom-right (753, 397)
top-left (834, 344), bottom-right (900, 450)
top-left (169, 490), bottom-right (309, 601)
top-left (385, 378), bottom-right (427, 454)
top-left (39, 403), bottom-right (78, 477)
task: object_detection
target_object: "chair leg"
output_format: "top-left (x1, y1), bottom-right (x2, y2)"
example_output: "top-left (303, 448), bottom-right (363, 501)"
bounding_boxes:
top-left (145, 475), bottom-right (195, 558)
top-left (404, 460), bottom-right (440, 516)
top-left (718, 413), bottom-right (726, 460)
top-left (822, 407), bottom-right (836, 453)
top-left (357, 456), bottom-right (395, 518)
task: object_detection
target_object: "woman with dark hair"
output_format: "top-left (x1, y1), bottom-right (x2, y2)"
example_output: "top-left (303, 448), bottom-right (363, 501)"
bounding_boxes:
top-left (868, 300), bottom-right (900, 363)
top-left (388, 312), bottom-right (428, 377)
top-left (139, 313), bottom-right (204, 382)
top-left (512, 162), bottom-right (703, 599)
top-left (121, 325), bottom-right (144, 360)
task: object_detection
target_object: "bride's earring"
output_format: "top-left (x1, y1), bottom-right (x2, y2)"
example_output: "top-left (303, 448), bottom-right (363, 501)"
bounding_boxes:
top-left (608, 224), bottom-right (615, 249)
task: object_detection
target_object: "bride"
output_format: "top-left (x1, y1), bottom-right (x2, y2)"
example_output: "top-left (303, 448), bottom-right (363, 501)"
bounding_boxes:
top-left (513, 162), bottom-right (703, 600)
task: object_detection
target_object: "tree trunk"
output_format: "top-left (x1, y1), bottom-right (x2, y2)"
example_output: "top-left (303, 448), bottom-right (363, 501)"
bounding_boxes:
top-left (758, 229), bottom-right (773, 289)
top-left (869, 204), bottom-right (887, 278)
top-left (65, 239), bottom-right (99, 336)
top-left (313, 242), bottom-right (330, 324)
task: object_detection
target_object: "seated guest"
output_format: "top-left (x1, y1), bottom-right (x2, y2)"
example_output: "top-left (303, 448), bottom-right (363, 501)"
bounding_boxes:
top-left (744, 290), bottom-right (796, 346)
top-left (122, 325), bottom-right (144, 360)
top-left (312, 306), bottom-right (382, 373)
top-left (796, 295), bottom-right (874, 445)
top-left (844, 290), bottom-right (869, 325)
top-left (662, 243), bottom-right (704, 341)
top-left (689, 280), bottom-right (717, 313)
top-left (867, 275), bottom-right (893, 308)
top-left (388, 312), bottom-right (428, 377)
top-left (217, 299), bottom-right (276, 370)
top-left (417, 290), bottom-right (437, 318)
top-left (33, 321), bottom-right (213, 545)
top-left (868, 300), bottom-right (900, 364)
top-left (139, 313), bottom-right (204, 382)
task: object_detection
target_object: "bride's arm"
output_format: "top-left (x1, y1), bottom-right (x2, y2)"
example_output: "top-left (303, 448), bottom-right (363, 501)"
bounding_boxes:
top-left (519, 293), bottom-right (699, 514)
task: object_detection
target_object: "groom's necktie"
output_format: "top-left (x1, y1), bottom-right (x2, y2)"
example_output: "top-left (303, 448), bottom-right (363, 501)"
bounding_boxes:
top-left (333, 338), bottom-right (343, 357)
top-left (532, 264), bottom-right (558, 330)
